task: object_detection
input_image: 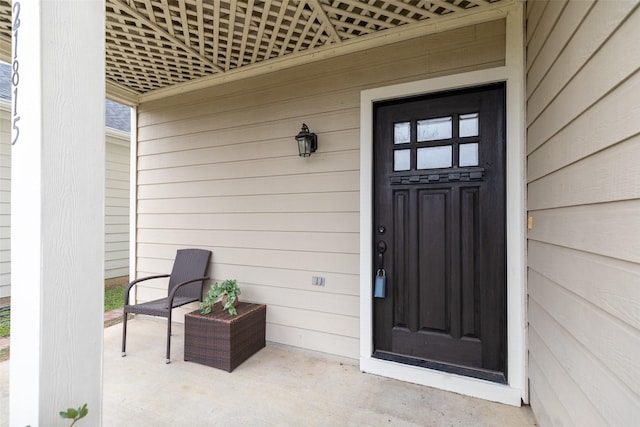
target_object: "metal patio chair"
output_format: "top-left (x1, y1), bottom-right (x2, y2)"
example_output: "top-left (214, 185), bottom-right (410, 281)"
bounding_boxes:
top-left (121, 248), bottom-right (211, 363)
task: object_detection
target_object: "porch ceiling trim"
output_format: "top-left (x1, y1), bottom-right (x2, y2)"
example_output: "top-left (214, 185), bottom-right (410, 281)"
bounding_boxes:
top-left (106, 80), bottom-right (144, 107)
top-left (0, 0), bottom-right (513, 105)
top-left (138, 0), bottom-right (515, 103)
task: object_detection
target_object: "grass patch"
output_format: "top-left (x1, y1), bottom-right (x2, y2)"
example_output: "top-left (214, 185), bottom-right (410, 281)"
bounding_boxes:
top-left (0, 286), bottom-right (126, 343)
top-left (0, 309), bottom-right (9, 338)
top-left (104, 285), bottom-right (126, 312)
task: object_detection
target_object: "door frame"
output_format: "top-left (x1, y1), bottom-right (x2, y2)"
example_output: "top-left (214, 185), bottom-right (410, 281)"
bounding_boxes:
top-left (359, 5), bottom-right (526, 406)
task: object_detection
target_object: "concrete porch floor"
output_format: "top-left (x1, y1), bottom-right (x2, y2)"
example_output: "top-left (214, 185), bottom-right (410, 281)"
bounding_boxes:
top-left (0, 317), bottom-right (537, 426)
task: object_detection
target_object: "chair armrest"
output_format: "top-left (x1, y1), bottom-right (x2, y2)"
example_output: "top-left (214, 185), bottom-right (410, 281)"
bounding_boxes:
top-left (167, 276), bottom-right (210, 306)
top-left (124, 274), bottom-right (171, 305)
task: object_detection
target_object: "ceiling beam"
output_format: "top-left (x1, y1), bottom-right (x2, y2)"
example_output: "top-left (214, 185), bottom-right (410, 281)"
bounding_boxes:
top-left (307, 0), bottom-right (343, 44)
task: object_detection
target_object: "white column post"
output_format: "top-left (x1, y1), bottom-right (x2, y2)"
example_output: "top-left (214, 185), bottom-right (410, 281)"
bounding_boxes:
top-left (129, 106), bottom-right (138, 283)
top-left (9, 1), bottom-right (105, 426)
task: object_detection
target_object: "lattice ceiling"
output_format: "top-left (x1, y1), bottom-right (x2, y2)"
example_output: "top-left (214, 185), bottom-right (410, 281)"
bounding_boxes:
top-left (0, 0), bottom-right (504, 97)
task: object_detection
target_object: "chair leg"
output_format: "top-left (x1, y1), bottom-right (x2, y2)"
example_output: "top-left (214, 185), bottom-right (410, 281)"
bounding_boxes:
top-left (121, 309), bottom-right (128, 357)
top-left (166, 311), bottom-right (172, 364)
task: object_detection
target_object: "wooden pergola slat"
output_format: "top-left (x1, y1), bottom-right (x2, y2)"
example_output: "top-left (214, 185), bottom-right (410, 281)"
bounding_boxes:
top-left (250, 0), bottom-right (273, 63)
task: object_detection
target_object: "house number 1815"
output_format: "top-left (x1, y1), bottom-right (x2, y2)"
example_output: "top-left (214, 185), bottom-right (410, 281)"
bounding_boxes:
top-left (11, 2), bottom-right (21, 145)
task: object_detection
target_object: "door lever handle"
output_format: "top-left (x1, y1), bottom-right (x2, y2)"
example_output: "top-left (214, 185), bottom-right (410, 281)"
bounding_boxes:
top-left (376, 240), bottom-right (387, 269)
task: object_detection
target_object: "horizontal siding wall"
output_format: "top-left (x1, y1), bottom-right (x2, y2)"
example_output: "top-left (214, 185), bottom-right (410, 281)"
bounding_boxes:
top-left (526, 1), bottom-right (640, 426)
top-left (105, 130), bottom-right (130, 280)
top-left (0, 101), bottom-right (9, 298)
top-left (135, 20), bottom-right (506, 359)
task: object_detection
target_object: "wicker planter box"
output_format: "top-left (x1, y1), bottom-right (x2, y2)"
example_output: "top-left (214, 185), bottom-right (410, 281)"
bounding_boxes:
top-left (184, 302), bottom-right (266, 372)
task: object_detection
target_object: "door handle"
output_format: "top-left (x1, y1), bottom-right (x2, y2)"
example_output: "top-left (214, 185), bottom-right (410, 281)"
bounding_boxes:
top-left (376, 240), bottom-right (387, 268)
top-left (375, 241), bottom-right (387, 298)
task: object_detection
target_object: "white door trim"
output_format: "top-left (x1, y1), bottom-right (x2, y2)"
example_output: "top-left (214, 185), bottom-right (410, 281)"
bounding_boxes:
top-left (359, 4), bottom-right (526, 406)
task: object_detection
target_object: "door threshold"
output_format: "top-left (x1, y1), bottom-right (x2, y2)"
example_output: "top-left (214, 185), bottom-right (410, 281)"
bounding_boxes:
top-left (360, 355), bottom-right (522, 406)
top-left (373, 350), bottom-right (507, 384)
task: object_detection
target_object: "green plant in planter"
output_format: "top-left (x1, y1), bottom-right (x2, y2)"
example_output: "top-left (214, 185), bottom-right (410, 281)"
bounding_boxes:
top-left (200, 279), bottom-right (241, 316)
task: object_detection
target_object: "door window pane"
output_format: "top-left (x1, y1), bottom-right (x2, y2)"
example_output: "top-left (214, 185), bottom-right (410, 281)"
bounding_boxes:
top-left (459, 113), bottom-right (479, 137)
top-left (394, 149), bottom-right (411, 171)
top-left (417, 145), bottom-right (452, 169)
top-left (459, 143), bottom-right (479, 167)
top-left (394, 122), bottom-right (411, 144)
top-left (417, 117), bottom-right (452, 141)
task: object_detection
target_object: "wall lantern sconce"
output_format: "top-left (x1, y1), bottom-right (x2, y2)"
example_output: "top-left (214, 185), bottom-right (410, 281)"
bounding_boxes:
top-left (294, 123), bottom-right (317, 157)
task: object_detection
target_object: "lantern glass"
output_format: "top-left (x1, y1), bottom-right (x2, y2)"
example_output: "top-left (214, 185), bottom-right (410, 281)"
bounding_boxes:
top-left (297, 136), bottom-right (311, 157)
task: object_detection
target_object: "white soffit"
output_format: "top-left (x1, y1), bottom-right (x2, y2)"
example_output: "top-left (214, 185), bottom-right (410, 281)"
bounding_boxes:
top-left (0, 0), bottom-right (508, 102)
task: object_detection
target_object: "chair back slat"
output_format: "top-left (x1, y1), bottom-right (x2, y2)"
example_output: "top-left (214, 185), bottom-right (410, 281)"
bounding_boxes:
top-left (168, 249), bottom-right (211, 300)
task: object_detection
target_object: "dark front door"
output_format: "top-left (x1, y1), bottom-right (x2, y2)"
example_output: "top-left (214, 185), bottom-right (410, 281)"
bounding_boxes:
top-left (372, 83), bottom-right (506, 383)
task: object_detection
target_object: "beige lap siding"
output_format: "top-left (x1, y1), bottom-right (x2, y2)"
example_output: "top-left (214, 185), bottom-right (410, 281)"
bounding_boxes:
top-left (105, 129), bottom-right (131, 280)
top-left (526, 1), bottom-right (640, 425)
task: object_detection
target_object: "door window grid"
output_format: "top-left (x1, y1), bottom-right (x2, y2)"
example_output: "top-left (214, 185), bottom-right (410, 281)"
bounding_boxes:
top-left (392, 113), bottom-right (479, 171)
